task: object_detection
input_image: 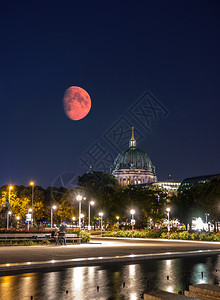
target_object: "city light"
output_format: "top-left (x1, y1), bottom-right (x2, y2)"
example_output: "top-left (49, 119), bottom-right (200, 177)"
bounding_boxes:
top-left (166, 208), bottom-right (170, 239)
top-left (51, 205), bottom-right (57, 228)
top-left (77, 195), bottom-right (83, 238)
top-left (88, 201), bottom-right (95, 231)
top-left (29, 181), bottom-right (35, 227)
top-left (99, 212), bottom-right (103, 237)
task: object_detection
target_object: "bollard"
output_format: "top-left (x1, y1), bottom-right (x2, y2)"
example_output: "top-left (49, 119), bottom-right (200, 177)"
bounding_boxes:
top-left (167, 276), bottom-right (169, 280)
top-left (123, 282), bottom-right (125, 287)
top-left (97, 286), bottom-right (99, 292)
top-left (66, 290), bottom-right (68, 294)
top-left (30, 297), bottom-right (33, 300)
top-left (201, 272), bottom-right (203, 278)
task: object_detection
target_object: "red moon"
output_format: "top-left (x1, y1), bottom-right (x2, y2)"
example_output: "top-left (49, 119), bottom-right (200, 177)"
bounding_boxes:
top-left (63, 86), bottom-right (91, 121)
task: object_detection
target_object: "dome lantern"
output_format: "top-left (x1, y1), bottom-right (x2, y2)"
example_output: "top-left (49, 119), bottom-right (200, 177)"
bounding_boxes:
top-left (129, 127), bottom-right (136, 148)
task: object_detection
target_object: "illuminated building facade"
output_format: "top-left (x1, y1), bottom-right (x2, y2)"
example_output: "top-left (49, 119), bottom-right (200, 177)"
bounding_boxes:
top-left (111, 127), bottom-right (157, 185)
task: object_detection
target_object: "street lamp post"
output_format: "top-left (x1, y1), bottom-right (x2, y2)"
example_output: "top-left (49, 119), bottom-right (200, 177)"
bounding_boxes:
top-left (116, 216), bottom-right (119, 229)
top-left (9, 186), bottom-right (13, 203)
top-left (16, 216), bottom-right (20, 229)
top-left (27, 209), bottom-right (32, 231)
top-left (150, 218), bottom-right (152, 230)
top-left (72, 217), bottom-right (76, 227)
top-left (130, 209), bottom-right (135, 238)
top-left (76, 195), bottom-right (83, 238)
top-left (88, 201), bottom-right (95, 231)
top-left (7, 211), bottom-right (12, 230)
top-left (205, 213), bottom-right (209, 223)
top-left (30, 182), bottom-right (34, 227)
top-left (166, 208), bottom-right (170, 239)
top-left (80, 214), bottom-right (84, 229)
top-left (51, 205), bottom-right (57, 229)
top-left (205, 213), bottom-right (210, 231)
top-left (99, 212), bottom-right (103, 237)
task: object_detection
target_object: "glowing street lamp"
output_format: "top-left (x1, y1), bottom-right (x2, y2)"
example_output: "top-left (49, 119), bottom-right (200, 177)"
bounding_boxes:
top-left (30, 181), bottom-right (35, 227)
top-left (130, 209), bottom-right (135, 238)
top-left (76, 195), bottom-right (83, 238)
top-left (72, 216), bottom-right (76, 227)
top-left (150, 218), bottom-right (152, 230)
top-left (16, 216), bottom-right (20, 228)
top-left (7, 211), bottom-right (12, 230)
top-left (8, 186), bottom-right (13, 203)
top-left (88, 201), bottom-right (95, 231)
top-left (99, 212), bottom-right (103, 237)
top-left (51, 205), bottom-right (57, 228)
top-left (166, 208), bottom-right (170, 239)
top-left (116, 216), bottom-right (119, 229)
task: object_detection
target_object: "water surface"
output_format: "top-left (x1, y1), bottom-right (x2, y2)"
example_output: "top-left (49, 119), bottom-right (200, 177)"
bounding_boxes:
top-left (0, 255), bottom-right (220, 299)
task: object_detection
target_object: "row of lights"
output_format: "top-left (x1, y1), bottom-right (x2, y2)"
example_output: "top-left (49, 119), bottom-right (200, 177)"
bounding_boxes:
top-left (7, 184), bottom-right (171, 236)
top-left (7, 183), bottom-right (35, 230)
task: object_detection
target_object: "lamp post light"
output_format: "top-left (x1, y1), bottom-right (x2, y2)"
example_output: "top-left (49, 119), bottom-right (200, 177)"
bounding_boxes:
top-left (27, 208), bottom-right (32, 231)
top-left (72, 217), bottom-right (76, 227)
top-left (30, 182), bottom-right (34, 227)
top-left (130, 209), bottom-right (135, 238)
top-left (51, 205), bottom-right (57, 229)
top-left (150, 218), bottom-right (152, 230)
top-left (88, 201), bottom-right (95, 231)
top-left (116, 216), bottom-right (119, 229)
top-left (76, 195), bottom-right (83, 238)
top-left (166, 208), bottom-right (170, 239)
top-left (7, 211), bottom-right (12, 230)
top-left (16, 216), bottom-right (20, 229)
top-left (8, 186), bottom-right (13, 202)
top-left (205, 213), bottom-right (209, 224)
top-left (99, 212), bottom-right (103, 237)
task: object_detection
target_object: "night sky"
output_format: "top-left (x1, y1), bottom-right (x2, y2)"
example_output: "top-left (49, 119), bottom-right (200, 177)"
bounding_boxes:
top-left (1, 1), bottom-right (220, 188)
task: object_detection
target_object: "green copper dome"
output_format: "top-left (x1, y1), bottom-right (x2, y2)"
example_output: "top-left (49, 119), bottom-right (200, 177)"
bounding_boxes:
top-left (111, 127), bottom-right (156, 173)
top-left (111, 146), bottom-right (155, 172)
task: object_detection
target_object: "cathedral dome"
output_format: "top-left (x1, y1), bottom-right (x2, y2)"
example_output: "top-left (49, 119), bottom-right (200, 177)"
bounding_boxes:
top-left (111, 127), bottom-right (157, 185)
top-left (111, 147), bottom-right (155, 172)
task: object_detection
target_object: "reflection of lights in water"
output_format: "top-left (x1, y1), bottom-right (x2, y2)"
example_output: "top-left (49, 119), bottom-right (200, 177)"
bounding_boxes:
top-left (73, 267), bottom-right (84, 292)
top-left (158, 259), bottom-right (177, 293)
top-left (20, 274), bottom-right (34, 299)
top-left (129, 265), bottom-right (136, 277)
top-left (88, 266), bottom-right (94, 275)
top-left (167, 286), bottom-right (174, 293)
top-left (192, 263), bottom-right (208, 284)
top-left (6, 264), bottom-right (10, 266)
top-left (166, 260), bottom-right (171, 266)
top-left (43, 272), bottom-right (59, 299)
top-left (199, 279), bottom-right (206, 284)
top-left (130, 293), bottom-right (137, 300)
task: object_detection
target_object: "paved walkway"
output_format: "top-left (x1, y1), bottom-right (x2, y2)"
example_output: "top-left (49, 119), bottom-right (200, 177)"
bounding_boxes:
top-left (1, 237), bottom-right (220, 273)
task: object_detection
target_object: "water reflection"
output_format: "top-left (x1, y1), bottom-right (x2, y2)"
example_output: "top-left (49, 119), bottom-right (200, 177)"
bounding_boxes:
top-left (0, 255), bottom-right (220, 299)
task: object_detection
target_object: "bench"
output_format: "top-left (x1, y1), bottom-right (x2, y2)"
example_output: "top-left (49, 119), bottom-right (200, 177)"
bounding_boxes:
top-left (0, 233), bottom-right (82, 245)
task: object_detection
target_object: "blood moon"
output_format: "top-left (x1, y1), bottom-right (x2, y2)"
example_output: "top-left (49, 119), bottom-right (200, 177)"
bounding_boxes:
top-left (63, 86), bottom-right (91, 121)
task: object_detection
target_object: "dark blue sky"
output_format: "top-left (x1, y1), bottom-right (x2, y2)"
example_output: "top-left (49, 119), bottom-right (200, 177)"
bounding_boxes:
top-left (1, 1), bottom-right (220, 187)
